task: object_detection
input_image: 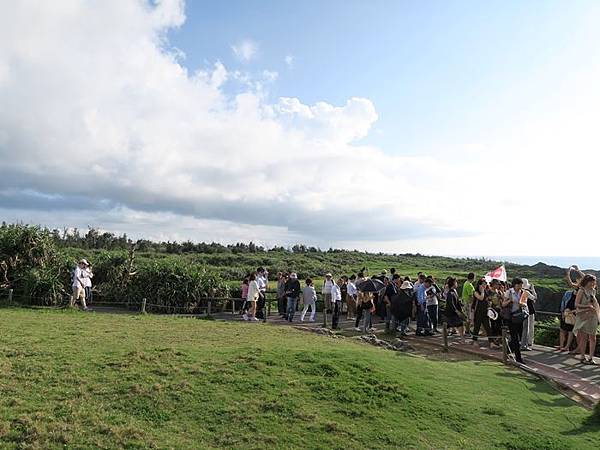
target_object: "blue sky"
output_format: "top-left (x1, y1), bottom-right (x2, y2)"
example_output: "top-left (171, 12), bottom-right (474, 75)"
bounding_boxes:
top-left (2, 0), bottom-right (600, 257)
top-left (169, 0), bottom-right (592, 157)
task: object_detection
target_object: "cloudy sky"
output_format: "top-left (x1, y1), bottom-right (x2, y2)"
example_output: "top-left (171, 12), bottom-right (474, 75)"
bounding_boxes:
top-left (1, 0), bottom-right (600, 256)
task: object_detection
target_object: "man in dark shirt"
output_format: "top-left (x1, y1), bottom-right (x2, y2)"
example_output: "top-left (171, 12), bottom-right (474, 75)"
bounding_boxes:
top-left (284, 272), bottom-right (301, 322)
top-left (384, 275), bottom-right (399, 332)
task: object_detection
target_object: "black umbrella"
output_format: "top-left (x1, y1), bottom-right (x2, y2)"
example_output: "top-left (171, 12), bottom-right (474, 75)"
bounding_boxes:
top-left (356, 278), bottom-right (385, 293)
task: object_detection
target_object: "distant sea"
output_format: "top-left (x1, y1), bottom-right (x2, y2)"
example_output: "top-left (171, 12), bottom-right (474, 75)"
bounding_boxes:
top-left (484, 256), bottom-right (600, 271)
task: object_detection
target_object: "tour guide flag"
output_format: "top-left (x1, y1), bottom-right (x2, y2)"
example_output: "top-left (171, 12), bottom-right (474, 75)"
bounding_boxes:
top-left (484, 265), bottom-right (507, 282)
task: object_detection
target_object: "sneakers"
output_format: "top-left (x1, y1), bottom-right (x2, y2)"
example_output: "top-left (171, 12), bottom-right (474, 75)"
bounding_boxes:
top-left (242, 314), bottom-right (248, 321)
top-left (251, 317), bottom-right (259, 321)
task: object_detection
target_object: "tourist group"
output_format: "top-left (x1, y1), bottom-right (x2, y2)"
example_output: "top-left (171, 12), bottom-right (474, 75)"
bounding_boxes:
top-left (239, 266), bottom-right (599, 365)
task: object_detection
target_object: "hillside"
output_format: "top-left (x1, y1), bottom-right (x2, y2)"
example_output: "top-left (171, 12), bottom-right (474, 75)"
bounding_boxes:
top-left (0, 309), bottom-right (598, 449)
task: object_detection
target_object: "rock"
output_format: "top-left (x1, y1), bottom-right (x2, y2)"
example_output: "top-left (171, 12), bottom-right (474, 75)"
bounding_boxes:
top-left (356, 334), bottom-right (412, 352)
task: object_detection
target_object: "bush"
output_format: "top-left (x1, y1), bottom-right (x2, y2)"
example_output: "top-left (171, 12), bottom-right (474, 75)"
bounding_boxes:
top-left (0, 224), bottom-right (70, 304)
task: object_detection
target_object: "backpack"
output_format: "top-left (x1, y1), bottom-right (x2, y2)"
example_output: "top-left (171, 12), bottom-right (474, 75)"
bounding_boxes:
top-left (560, 290), bottom-right (574, 313)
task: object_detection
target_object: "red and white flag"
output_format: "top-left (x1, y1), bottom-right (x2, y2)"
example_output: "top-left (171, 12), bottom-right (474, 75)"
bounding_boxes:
top-left (484, 265), bottom-right (507, 282)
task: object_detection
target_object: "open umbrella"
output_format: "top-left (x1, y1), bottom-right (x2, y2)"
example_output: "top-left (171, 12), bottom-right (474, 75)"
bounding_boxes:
top-left (356, 278), bottom-right (385, 293)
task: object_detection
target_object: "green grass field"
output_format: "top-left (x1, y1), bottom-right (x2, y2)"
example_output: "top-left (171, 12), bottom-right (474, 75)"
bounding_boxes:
top-left (1, 309), bottom-right (598, 449)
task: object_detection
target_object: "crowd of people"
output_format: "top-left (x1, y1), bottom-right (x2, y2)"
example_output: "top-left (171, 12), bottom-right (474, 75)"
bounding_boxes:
top-left (239, 265), bottom-right (600, 366)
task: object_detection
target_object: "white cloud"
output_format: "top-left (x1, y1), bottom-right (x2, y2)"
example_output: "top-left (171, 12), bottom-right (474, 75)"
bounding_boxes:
top-left (285, 54), bottom-right (294, 67)
top-left (231, 39), bottom-right (258, 62)
top-left (2, 1), bottom-right (600, 258)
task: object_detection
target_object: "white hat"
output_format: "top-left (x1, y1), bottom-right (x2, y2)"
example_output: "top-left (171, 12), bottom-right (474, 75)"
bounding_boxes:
top-left (400, 281), bottom-right (413, 290)
top-left (325, 273), bottom-right (332, 277)
top-left (487, 308), bottom-right (498, 321)
top-left (79, 258), bottom-right (89, 266)
top-left (521, 278), bottom-right (532, 290)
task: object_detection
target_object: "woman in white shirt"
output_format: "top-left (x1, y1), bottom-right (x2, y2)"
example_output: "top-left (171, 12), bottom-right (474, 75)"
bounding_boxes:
top-left (244, 274), bottom-right (260, 322)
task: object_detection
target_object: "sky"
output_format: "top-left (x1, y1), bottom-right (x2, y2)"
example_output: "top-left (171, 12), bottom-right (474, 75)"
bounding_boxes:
top-left (1, 0), bottom-right (600, 257)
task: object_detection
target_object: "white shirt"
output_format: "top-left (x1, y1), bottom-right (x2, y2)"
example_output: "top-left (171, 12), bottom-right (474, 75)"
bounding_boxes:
top-left (247, 280), bottom-right (260, 301)
top-left (256, 275), bottom-right (267, 292)
top-left (322, 279), bottom-right (333, 294)
top-left (82, 267), bottom-right (93, 288)
top-left (331, 283), bottom-right (342, 302)
top-left (347, 281), bottom-right (357, 297)
top-left (302, 286), bottom-right (317, 304)
top-left (425, 286), bottom-right (438, 306)
top-left (72, 266), bottom-right (85, 288)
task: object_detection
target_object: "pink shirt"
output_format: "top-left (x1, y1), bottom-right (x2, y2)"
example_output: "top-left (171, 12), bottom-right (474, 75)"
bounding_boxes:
top-left (241, 283), bottom-right (249, 299)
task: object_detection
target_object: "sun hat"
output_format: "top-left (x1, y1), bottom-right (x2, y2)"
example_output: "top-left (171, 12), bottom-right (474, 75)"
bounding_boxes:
top-left (487, 308), bottom-right (499, 321)
top-left (400, 281), bottom-right (413, 289)
top-left (325, 272), bottom-right (332, 277)
top-left (522, 278), bottom-right (532, 290)
top-left (79, 258), bottom-right (89, 266)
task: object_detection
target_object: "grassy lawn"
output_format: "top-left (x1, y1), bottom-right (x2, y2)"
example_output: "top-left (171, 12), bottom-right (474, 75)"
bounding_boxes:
top-left (0, 309), bottom-right (598, 449)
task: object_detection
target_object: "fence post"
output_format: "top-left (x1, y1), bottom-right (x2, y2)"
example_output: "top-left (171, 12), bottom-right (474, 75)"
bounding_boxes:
top-left (8, 289), bottom-right (13, 304)
top-left (232, 298), bottom-right (236, 315)
top-left (141, 298), bottom-right (146, 314)
top-left (501, 326), bottom-right (508, 364)
top-left (207, 298), bottom-right (212, 317)
top-left (266, 295), bottom-right (271, 321)
top-left (442, 322), bottom-right (448, 352)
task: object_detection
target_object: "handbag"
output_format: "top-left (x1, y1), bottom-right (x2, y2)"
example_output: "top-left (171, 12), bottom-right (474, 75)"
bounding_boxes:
top-left (511, 309), bottom-right (529, 324)
top-left (563, 309), bottom-right (576, 325)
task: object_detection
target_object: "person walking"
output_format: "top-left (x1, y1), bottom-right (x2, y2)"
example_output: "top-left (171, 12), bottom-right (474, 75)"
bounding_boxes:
top-left (392, 278), bottom-right (413, 335)
top-left (244, 273), bottom-right (260, 321)
top-left (70, 259), bottom-right (88, 310)
top-left (520, 279), bottom-right (537, 351)
top-left (322, 273), bottom-right (334, 314)
top-left (384, 275), bottom-right (398, 332)
top-left (82, 260), bottom-right (93, 307)
top-left (346, 275), bottom-right (358, 320)
top-left (277, 272), bottom-right (287, 318)
top-left (256, 267), bottom-right (268, 320)
top-left (573, 274), bottom-right (599, 365)
top-left (502, 278), bottom-right (528, 364)
top-left (558, 287), bottom-right (577, 352)
top-left (284, 273), bottom-right (301, 323)
top-left (416, 277), bottom-right (432, 336)
top-left (301, 278), bottom-right (317, 322)
top-left (330, 277), bottom-right (343, 329)
top-left (425, 276), bottom-right (440, 333)
top-left (487, 279), bottom-right (503, 347)
top-left (357, 291), bottom-right (375, 333)
top-left (444, 277), bottom-right (465, 340)
top-left (461, 273), bottom-right (475, 336)
top-left (471, 279), bottom-right (493, 347)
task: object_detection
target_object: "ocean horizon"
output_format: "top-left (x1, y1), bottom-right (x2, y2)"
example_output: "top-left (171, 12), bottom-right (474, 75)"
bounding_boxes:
top-left (479, 256), bottom-right (600, 271)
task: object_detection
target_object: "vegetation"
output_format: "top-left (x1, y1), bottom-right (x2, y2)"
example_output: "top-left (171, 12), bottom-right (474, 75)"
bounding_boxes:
top-left (0, 223), bottom-right (577, 310)
top-left (0, 308), bottom-right (599, 449)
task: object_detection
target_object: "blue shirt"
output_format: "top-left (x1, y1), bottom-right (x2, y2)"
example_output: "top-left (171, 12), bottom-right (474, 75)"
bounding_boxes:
top-left (416, 284), bottom-right (427, 305)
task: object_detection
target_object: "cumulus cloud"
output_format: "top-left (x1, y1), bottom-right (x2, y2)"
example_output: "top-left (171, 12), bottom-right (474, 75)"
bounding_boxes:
top-left (285, 54), bottom-right (294, 67)
top-left (231, 39), bottom-right (258, 62)
top-left (5, 0), bottom-right (598, 256)
top-left (0, 0), bottom-right (462, 250)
